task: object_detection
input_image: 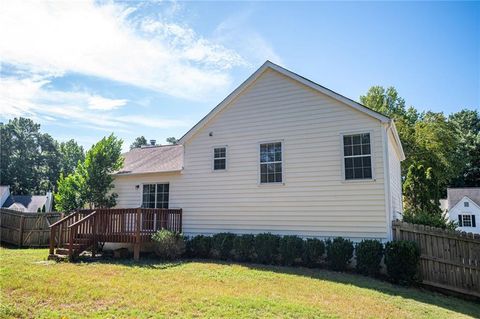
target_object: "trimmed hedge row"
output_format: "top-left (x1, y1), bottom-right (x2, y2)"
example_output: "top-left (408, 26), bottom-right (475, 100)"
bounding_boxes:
top-left (155, 231), bottom-right (420, 285)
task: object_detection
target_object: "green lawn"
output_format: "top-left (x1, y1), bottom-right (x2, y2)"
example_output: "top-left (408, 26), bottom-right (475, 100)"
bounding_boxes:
top-left (1, 247), bottom-right (479, 319)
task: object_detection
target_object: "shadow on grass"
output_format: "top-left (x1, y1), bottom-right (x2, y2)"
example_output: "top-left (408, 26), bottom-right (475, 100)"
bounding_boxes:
top-left (61, 252), bottom-right (480, 317)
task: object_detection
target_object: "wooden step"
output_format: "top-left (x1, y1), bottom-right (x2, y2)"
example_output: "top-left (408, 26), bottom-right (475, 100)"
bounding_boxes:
top-left (55, 248), bottom-right (69, 255)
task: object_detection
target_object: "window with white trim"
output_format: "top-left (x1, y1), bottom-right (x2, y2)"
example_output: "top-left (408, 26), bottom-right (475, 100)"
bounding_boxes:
top-left (343, 133), bottom-right (372, 180)
top-left (142, 183), bottom-right (169, 208)
top-left (260, 142), bottom-right (282, 183)
top-left (462, 215), bottom-right (472, 227)
top-left (213, 147), bottom-right (227, 170)
top-left (464, 202), bottom-right (469, 207)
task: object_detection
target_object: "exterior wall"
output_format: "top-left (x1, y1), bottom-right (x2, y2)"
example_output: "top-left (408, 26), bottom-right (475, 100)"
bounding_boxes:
top-left (113, 172), bottom-right (182, 208)
top-left (447, 197), bottom-right (480, 234)
top-left (114, 69), bottom-right (391, 240)
top-left (387, 129), bottom-right (403, 219)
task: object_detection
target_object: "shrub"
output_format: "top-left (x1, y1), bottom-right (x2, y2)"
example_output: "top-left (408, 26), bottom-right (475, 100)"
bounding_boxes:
top-left (232, 234), bottom-right (255, 262)
top-left (254, 233), bottom-right (280, 264)
top-left (279, 235), bottom-right (304, 266)
top-left (385, 240), bottom-right (420, 285)
top-left (151, 229), bottom-right (185, 260)
top-left (211, 233), bottom-right (236, 260)
top-left (186, 235), bottom-right (212, 258)
top-left (325, 237), bottom-right (354, 271)
top-left (403, 209), bottom-right (456, 230)
top-left (355, 240), bottom-right (384, 276)
top-left (302, 238), bottom-right (325, 267)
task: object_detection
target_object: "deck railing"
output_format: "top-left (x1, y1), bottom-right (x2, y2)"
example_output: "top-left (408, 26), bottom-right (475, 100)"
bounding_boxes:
top-left (49, 208), bottom-right (182, 260)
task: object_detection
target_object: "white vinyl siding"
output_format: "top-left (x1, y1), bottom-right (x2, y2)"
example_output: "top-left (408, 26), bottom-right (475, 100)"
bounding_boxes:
top-left (387, 129), bottom-right (403, 216)
top-left (179, 69), bottom-right (387, 240)
top-left (114, 69), bottom-right (390, 240)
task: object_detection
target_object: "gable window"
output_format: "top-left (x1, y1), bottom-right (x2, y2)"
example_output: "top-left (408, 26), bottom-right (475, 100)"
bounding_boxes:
top-left (458, 214), bottom-right (476, 227)
top-left (464, 202), bottom-right (469, 207)
top-left (142, 183), bottom-right (169, 209)
top-left (260, 142), bottom-right (282, 183)
top-left (213, 147), bottom-right (227, 170)
top-left (343, 133), bottom-right (372, 180)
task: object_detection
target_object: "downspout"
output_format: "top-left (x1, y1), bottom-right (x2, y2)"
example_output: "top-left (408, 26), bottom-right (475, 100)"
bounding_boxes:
top-left (382, 120), bottom-right (393, 241)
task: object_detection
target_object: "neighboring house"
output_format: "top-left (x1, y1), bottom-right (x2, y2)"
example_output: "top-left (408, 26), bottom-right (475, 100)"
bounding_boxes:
top-left (0, 185), bottom-right (53, 213)
top-left (113, 61), bottom-right (405, 241)
top-left (445, 188), bottom-right (480, 234)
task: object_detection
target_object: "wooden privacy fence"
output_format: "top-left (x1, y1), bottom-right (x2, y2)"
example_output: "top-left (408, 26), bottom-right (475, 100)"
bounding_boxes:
top-left (392, 221), bottom-right (480, 298)
top-left (0, 208), bottom-right (63, 247)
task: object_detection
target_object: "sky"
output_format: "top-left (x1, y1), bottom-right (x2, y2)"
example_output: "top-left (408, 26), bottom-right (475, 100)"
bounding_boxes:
top-left (1, 1), bottom-right (478, 151)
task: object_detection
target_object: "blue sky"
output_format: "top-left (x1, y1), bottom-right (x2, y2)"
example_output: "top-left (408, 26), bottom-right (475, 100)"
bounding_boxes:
top-left (1, 1), bottom-right (478, 151)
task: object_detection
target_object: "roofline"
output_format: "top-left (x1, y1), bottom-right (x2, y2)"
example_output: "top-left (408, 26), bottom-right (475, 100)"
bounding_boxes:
top-left (113, 169), bottom-right (183, 177)
top-left (449, 195), bottom-right (480, 211)
top-left (388, 120), bottom-right (406, 161)
top-left (179, 60), bottom-right (391, 144)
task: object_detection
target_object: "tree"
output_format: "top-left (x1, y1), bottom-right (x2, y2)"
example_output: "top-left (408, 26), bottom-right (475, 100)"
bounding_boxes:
top-left (130, 136), bottom-right (147, 150)
top-left (59, 139), bottom-right (85, 176)
top-left (82, 134), bottom-right (123, 208)
top-left (55, 134), bottom-right (123, 211)
top-left (0, 118), bottom-right (60, 194)
top-left (360, 86), bottom-right (407, 119)
top-left (54, 172), bottom-right (86, 212)
top-left (403, 164), bottom-right (441, 214)
top-left (448, 109), bottom-right (480, 187)
top-left (166, 137), bottom-right (178, 145)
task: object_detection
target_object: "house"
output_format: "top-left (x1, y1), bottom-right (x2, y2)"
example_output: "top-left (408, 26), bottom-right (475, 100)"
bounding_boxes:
top-left (113, 61), bottom-right (405, 241)
top-left (444, 188), bottom-right (480, 234)
top-left (0, 185), bottom-right (53, 213)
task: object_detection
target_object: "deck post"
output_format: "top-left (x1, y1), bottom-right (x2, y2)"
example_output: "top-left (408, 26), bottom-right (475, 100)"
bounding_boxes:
top-left (134, 208), bottom-right (141, 261)
top-left (49, 225), bottom-right (55, 255)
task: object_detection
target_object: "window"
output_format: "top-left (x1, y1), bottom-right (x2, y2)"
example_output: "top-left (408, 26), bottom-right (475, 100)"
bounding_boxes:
top-left (213, 147), bottom-right (227, 170)
top-left (459, 214), bottom-right (476, 227)
top-left (464, 202), bottom-right (469, 207)
top-left (142, 183), bottom-right (169, 209)
top-left (343, 133), bottom-right (372, 180)
top-left (260, 142), bottom-right (282, 183)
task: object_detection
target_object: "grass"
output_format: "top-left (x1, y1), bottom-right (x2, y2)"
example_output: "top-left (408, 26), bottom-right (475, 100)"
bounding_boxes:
top-left (1, 247), bottom-right (479, 319)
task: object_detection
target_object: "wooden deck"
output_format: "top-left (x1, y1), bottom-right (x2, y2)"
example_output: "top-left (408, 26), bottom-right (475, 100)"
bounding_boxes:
top-left (49, 208), bottom-right (182, 260)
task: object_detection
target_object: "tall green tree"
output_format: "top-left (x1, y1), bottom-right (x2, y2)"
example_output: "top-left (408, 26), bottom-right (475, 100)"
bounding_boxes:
top-left (360, 86), bottom-right (407, 119)
top-left (55, 134), bottom-right (123, 210)
top-left (448, 109), bottom-right (480, 187)
top-left (59, 139), bottom-right (85, 176)
top-left (130, 136), bottom-right (147, 150)
top-left (0, 118), bottom-right (60, 194)
top-left (81, 134), bottom-right (123, 208)
top-left (54, 172), bottom-right (86, 212)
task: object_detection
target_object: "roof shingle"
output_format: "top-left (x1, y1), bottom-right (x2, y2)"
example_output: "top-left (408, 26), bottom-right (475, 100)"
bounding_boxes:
top-left (115, 145), bottom-right (183, 175)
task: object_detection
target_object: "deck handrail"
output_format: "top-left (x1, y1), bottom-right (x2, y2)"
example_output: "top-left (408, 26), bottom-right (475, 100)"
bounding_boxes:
top-left (68, 211), bottom-right (97, 258)
top-left (49, 211), bottom-right (78, 228)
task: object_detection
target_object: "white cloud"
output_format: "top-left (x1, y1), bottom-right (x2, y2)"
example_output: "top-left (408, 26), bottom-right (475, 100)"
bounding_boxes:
top-left (0, 0), bottom-right (247, 100)
top-left (0, 74), bottom-right (189, 132)
top-left (88, 96), bottom-right (127, 110)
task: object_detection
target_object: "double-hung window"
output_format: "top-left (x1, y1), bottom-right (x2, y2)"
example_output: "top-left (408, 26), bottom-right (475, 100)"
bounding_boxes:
top-left (213, 147), bottom-right (227, 170)
top-left (343, 133), bottom-right (372, 180)
top-left (260, 142), bottom-right (282, 183)
top-left (142, 183), bottom-right (169, 208)
top-left (459, 214), bottom-right (476, 227)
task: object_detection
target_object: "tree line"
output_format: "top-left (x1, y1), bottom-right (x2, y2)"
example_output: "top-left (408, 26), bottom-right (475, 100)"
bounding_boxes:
top-left (1, 86), bottom-right (478, 226)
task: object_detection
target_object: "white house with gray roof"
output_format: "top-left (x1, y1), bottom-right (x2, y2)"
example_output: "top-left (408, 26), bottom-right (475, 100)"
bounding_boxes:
top-left (113, 61), bottom-right (405, 241)
top-left (445, 188), bottom-right (480, 234)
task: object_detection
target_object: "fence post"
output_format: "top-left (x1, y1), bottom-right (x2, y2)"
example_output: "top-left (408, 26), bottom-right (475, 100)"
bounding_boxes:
top-left (18, 215), bottom-right (25, 247)
top-left (134, 208), bottom-right (141, 261)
